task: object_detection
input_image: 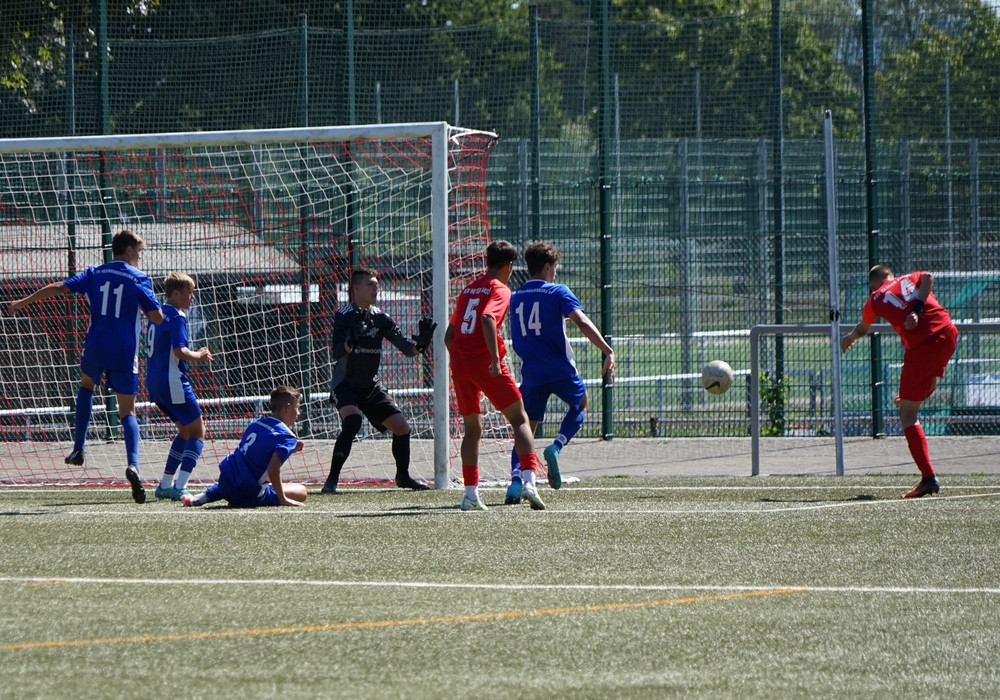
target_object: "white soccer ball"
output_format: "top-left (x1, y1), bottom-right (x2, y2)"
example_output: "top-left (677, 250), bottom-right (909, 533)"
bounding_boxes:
top-left (701, 360), bottom-right (734, 395)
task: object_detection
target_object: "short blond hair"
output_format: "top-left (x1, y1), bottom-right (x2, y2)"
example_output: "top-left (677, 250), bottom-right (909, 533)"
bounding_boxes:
top-left (164, 271), bottom-right (196, 297)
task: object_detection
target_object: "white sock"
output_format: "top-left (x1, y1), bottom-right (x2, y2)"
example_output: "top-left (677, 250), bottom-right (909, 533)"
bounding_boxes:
top-left (464, 485), bottom-right (479, 502)
top-left (159, 474), bottom-right (173, 490)
top-left (174, 471), bottom-right (191, 490)
top-left (192, 492), bottom-right (208, 506)
top-left (523, 470), bottom-right (537, 488)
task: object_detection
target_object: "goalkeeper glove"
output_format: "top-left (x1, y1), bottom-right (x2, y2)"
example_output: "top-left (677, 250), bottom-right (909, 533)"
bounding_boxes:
top-left (412, 317), bottom-right (438, 353)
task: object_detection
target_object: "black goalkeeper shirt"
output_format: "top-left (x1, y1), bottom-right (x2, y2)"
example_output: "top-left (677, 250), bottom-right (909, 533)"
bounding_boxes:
top-left (330, 304), bottom-right (416, 392)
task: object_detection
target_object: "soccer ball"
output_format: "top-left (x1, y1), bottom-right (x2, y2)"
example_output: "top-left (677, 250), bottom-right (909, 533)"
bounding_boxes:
top-left (701, 360), bottom-right (734, 395)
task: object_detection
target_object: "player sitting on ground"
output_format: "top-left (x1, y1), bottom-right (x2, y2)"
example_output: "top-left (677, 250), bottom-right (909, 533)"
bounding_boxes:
top-left (184, 386), bottom-right (307, 508)
top-left (8, 229), bottom-right (163, 504)
top-left (146, 272), bottom-right (213, 502)
top-left (506, 241), bottom-right (615, 503)
top-left (320, 267), bottom-right (436, 494)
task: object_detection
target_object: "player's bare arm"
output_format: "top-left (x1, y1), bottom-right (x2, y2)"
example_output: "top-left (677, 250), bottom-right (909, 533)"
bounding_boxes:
top-left (174, 346), bottom-right (213, 363)
top-left (841, 322), bottom-right (871, 352)
top-left (481, 314), bottom-right (502, 376)
top-left (568, 309), bottom-right (616, 381)
top-left (904, 272), bottom-right (935, 331)
top-left (8, 281), bottom-right (69, 314)
top-left (267, 453), bottom-right (303, 507)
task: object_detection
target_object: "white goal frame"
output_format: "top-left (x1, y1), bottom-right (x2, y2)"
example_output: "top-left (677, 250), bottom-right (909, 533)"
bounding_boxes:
top-left (0, 122), bottom-right (496, 488)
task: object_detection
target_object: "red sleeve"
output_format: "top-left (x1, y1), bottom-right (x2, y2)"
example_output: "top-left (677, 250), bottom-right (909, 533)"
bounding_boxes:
top-left (861, 297), bottom-right (877, 325)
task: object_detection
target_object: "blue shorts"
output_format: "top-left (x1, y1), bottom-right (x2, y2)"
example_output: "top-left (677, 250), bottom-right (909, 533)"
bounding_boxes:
top-left (80, 361), bottom-right (138, 395)
top-left (149, 382), bottom-right (203, 427)
top-left (520, 375), bottom-right (587, 422)
top-left (213, 456), bottom-right (280, 508)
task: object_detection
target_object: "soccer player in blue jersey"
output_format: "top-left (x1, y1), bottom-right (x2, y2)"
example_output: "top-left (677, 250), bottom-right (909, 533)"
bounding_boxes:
top-left (183, 385), bottom-right (307, 508)
top-left (9, 230), bottom-right (163, 503)
top-left (146, 272), bottom-right (213, 502)
top-left (506, 241), bottom-right (615, 503)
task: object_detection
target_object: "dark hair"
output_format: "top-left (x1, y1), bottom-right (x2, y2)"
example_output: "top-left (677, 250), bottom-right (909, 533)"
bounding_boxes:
top-left (112, 230), bottom-right (144, 258)
top-left (524, 241), bottom-right (561, 276)
top-left (350, 267), bottom-right (377, 287)
top-left (869, 264), bottom-right (893, 288)
top-left (270, 385), bottom-right (301, 412)
top-left (485, 240), bottom-right (518, 269)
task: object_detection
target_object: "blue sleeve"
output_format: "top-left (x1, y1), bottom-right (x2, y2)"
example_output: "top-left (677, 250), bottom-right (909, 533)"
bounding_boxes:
top-left (136, 275), bottom-right (161, 313)
top-left (172, 313), bottom-right (190, 349)
top-left (558, 285), bottom-right (583, 317)
top-left (272, 431), bottom-right (299, 464)
top-left (64, 268), bottom-right (92, 295)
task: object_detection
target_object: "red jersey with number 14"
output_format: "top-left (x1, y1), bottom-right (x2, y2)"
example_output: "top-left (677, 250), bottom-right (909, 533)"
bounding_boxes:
top-left (448, 274), bottom-right (511, 361)
top-left (862, 272), bottom-right (954, 349)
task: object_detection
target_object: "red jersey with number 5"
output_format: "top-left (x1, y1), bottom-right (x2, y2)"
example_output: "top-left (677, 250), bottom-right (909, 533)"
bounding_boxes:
top-left (862, 272), bottom-right (954, 349)
top-left (448, 274), bottom-right (511, 361)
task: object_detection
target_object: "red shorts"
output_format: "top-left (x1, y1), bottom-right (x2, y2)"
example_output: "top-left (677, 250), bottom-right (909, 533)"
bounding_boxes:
top-left (451, 355), bottom-right (522, 416)
top-left (899, 325), bottom-right (958, 402)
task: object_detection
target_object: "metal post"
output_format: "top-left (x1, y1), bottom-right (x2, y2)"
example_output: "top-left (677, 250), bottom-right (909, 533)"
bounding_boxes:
top-left (599, 0), bottom-right (614, 439)
top-left (861, 0), bottom-right (884, 436)
top-left (823, 111), bottom-right (845, 476)
top-left (529, 4), bottom-right (541, 243)
top-left (770, 0), bottom-right (786, 426)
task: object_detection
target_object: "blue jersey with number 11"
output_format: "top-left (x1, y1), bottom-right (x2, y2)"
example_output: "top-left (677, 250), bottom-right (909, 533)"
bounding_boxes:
top-left (64, 260), bottom-right (160, 373)
top-left (510, 279), bottom-right (583, 385)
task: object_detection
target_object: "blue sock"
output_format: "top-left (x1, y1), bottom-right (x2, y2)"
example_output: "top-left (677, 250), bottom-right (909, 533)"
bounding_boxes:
top-left (121, 414), bottom-right (140, 468)
top-left (180, 437), bottom-right (204, 475)
top-left (556, 405), bottom-right (586, 448)
top-left (73, 386), bottom-right (94, 451)
top-left (509, 445), bottom-right (522, 484)
top-left (163, 435), bottom-right (185, 476)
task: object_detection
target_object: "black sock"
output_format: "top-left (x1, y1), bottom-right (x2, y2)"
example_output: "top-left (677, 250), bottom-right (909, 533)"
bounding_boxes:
top-left (392, 431), bottom-right (411, 479)
top-left (328, 413), bottom-right (363, 482)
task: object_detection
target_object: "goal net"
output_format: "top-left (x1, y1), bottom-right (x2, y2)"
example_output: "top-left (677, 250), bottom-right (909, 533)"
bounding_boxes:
top-left (0, 123), bottom-right (500, 488)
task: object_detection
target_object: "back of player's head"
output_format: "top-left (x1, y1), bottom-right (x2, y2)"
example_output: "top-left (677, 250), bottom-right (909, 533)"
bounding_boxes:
top-left (112, 229), bottom-right (144, 258)
top-left (270, 385), bottom-right (301, 412)
top-left (869, 264), bottom-right (894, 290)
top-left (524, 241), bottom-right (561, 276)
top-left (164, 271), bottom-right (196, 297)
top-left (485, 240), bottom-right (518, 269)
top-left (350, 267), bottom-right (377, 287)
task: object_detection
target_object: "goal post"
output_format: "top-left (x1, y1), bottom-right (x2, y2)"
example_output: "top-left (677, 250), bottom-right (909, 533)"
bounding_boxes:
top-left (0, 122), bottom-right (497, 487)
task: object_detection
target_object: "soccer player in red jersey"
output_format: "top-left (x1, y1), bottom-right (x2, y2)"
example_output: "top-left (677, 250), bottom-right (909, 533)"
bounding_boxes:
top-left (444, 240), bottom-right (544, 511)
top-left (841, 265), bottom-right (958, 499)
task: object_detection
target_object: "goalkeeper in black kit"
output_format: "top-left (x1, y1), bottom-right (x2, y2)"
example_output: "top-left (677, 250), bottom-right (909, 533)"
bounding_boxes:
top-left (321, 267), bottom-right (437, 494)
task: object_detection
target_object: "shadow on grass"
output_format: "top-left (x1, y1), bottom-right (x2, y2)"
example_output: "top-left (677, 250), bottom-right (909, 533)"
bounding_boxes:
top-left (759, 494), bottom-right (878, 503)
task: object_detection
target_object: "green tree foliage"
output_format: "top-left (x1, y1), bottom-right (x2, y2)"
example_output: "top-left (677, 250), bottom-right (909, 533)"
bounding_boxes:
top-left (878, 0), bottom-right (1000, 140)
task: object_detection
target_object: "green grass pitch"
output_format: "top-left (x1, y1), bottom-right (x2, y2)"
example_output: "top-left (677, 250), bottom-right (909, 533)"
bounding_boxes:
top-left (2, 476), bottom-right (999, 698)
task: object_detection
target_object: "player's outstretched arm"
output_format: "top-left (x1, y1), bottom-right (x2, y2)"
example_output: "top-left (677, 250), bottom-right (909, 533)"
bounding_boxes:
top-left (841, 321), bottom-right (871, 352)
top-left (8, 282), bottom-right (69, 315)
top-left (568, 309), bottom-right (616, 382)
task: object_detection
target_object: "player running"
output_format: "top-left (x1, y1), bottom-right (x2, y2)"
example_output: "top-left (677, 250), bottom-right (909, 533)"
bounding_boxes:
top-left (506, 241), bottom-right (615, 502)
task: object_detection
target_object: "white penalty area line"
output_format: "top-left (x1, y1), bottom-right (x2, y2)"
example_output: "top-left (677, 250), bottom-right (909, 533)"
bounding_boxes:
top-left (3, 576), bottom-right (999, 596)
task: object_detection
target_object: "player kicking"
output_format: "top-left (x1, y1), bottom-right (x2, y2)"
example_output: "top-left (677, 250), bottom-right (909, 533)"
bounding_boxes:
top-left (841, 265), bottom-right (958, 499)
top-left (506, 241), bottom-right (615, 502)
top-left (183, 386), bottom-right (307, 508)
top-left (146, 272), bottom-right (213, 502)
top-left (444, 240), bottom-right (544, 511)
top-left (320, 267), bottom-right (436, 494)
top-left (8, 230), bottom-right (163, 503)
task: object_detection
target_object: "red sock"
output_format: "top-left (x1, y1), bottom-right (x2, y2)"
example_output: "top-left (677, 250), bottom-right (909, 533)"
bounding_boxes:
top-left (518, 452), bottom-right (538, 472)
top-left (462, 465), bottom-right (479, 486)
top-left (904, 424), bottom-right (935, 478)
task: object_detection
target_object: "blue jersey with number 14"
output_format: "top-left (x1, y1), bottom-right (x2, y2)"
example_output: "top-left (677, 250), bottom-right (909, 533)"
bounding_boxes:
top-left (510, 279), bottom-right (583, 385)
top-left (64, 260), bottom-right (160, 373)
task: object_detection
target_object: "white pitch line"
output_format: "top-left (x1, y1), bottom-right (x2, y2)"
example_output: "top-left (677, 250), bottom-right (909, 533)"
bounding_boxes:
top-left (2, 576), bottom-right (999, 596)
